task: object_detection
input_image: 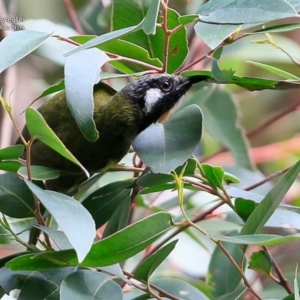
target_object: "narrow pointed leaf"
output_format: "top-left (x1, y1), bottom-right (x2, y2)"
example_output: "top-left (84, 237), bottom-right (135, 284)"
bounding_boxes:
top-left (6, 212), bottom-right (173, 271)
top-left (0, 145), bottom-right (24, 160)
top-left (65, 25), bottom-right (143, 56)
top-left (0, 161), bottom-right (21, 172)
top-left (134, 240), bottom-right (178, 281)
top-left (142, 0), bottom-right (160, 34)
top-left (201, 164), bottom-right (224, 189)
top-left (25, 108), bottom-right (88, 177)
top-left (0, 30), bottom-right (52, 73)
top-left (241, 160), bottom-right (300, 235)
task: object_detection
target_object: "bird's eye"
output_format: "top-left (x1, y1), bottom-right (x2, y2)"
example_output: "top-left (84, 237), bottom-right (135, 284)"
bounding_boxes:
top-left (161, 80), bottom-right (172, 91)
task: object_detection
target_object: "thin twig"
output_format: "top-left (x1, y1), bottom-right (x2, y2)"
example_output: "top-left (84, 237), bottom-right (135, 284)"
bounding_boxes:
top-left (263, 246), bottom-right (293, 294)
top-left (244, 165), bottom-right (290, 191)
top-left (123, 270), bottom-right (180, 300)
top-left (63, 0), bottom-right (84, 34)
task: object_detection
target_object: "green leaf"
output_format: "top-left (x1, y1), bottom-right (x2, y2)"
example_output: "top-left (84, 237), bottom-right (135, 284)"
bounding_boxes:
top-left (18, 166), bottom-right (60, 181)
top-left (137, 158), bottom-right (196, 187)
top-left (100, 40), bottom-right (162, 73)
top-left (223, 172), bottom-right (240, 184)
top-left (71, 36), bottom-right (162, 73)
top-left (103, 193), bottom-right (131, 237)
top-left (0, 173), bottom-right (35, 218)
top-left (151, 8), bottom-right (188, 73)
top-left (207, 233), bottom-right (300, 246)
top-left (112, 0), bottom-right (152, 49)
top-left (82, 180), bottom-right (134, 229)
top-left (194, 22), bottom-right (241, 49)
top-left (255, 23), bottom-right (300, 33)
top-left (247, 61), bottom-right (300, 80)
top-left (113, 1), bottom-right (188, 73)
top-left (142, 0), bottom-right (160, 35)
top-left (0, 145), bottom-right (24, 172)
top-left (0, 161), bottom-right (22, 173)
top-left (0, 30), bottom-right (52, 73)
top-left (248, 250), bottom-right (272, 276)
top-left (198, 0), bottom-right (298, 24)
top-left (66, 25), bottom-right (143, 56)
top-left (0, 145), bottom-right (24, 160)
top-left (151, 278), bottom-right (209, 300)
top-left (206, 232), bottom-right (244, 297)
top-left (32, 79), bottom-right (65, 103)
top-left (38, 226), bottom-right (72, 250)
top-left (64, 48), bottom-right (109, 141)
top-left (60, 270), bottom-right (122, 300)
top-left (241, 160), bottom-right (300, 235)
top-left (13, 271), bottom-right (58, 300)
top-left (134, 240), bottom-right (178, 281)
top-left (215, 287), bottom-right (247, 300)
top-left (133, 105), bottom-right (202, 173)
top-left (25, 107), bottom-right (88, 178)
top-left (25, 180), bottom-right (96, 263)
top-left (235, 198), bottom-right (257, 222)
top-left (6, 212), bottom-right (174, 270)
top-left (178, 14), bottom-right (199, 25)
top-left (183, 70), bottom-right (300, 91)
top-left (211, 58), bottom-right (235, 81)
top-left (201, 164), bottom-right (224, 189)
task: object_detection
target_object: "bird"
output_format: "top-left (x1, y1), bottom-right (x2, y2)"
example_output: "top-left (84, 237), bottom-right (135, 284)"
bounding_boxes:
top-left (17, 74), bottom-right (205, 193)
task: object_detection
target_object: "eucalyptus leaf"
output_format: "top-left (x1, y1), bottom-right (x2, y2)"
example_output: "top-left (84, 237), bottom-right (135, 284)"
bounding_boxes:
top-left (25, 180), bottom-right (96, 263)
top-left (198, 0), bottom-right (298, 24)
top-left (134, 240), bottom-right (178, 281)
top-left (60, 270), bottom-right (122, 300)
top-left (25, 108), bottom-right (88, 177)
top-left (142, 0), bottom-right (160, 35)
top-left (206, 231), bottom-right (244, 297)
top-left (248, 250), bottom-right (272, 275)
top-left (151, 278), bottom-right (209, 300)
top-left (0, 30), bottom-right (52, 73)
top-left (133, 105), bottom-right (202, 173)
top-left (6, 212), bottom-right (174, 271)
top-left (0, 173), bottom-right (35, 218)
top-left (0, 161), bottom-right (22, 172)
top-left (64, 48), bottom-right (109, 141)
top-left (66, 25), bottom-right (143, 56)
top-left (241, 160), bottom-right (300, 235)
top-left (103, 193), bottom-right (131, 237)
top-left (18, 166), bottom-right (59, 181)
top-left (0, 145), bottom-right (24, 160)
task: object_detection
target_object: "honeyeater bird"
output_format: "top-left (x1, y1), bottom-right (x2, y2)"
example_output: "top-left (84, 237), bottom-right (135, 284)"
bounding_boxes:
top-left (18, 74), bottom-right (204, 193)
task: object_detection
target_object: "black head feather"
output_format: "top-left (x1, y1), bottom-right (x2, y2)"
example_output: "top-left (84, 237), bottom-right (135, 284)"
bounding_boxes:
top-left (122, 74), bottom-right (194, 129)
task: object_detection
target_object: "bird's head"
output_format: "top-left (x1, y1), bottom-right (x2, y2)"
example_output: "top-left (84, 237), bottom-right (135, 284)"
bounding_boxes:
top-left (122, 74), bottom-right (195, 128)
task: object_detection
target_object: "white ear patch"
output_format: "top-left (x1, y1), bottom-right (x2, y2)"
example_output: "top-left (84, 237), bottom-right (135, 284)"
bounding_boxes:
top-left (144, 88), bottom-right (164, 113)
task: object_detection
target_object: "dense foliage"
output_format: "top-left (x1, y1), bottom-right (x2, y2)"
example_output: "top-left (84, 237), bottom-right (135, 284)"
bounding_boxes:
top-left (0, 0), bottom-right (300, 299)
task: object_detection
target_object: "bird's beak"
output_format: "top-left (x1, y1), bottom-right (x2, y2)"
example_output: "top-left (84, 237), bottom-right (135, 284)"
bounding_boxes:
top-left (176, 75), bottom-right (208, 92)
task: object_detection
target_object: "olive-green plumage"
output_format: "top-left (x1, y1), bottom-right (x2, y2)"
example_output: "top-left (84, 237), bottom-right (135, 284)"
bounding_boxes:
top-left (18, 74), bottom-right (202, 193)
